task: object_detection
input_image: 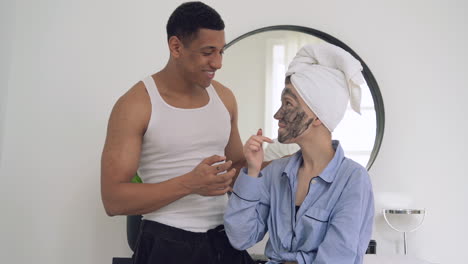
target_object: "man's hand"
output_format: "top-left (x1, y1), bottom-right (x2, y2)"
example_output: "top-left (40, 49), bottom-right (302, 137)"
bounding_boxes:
top-left (183, 155), bottom-right (236, 196)
top-left (244, 129), bottom-right (273, 177)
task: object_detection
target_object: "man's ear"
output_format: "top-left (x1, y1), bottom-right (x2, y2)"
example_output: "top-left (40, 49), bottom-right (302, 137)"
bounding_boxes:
top-left (168, 36), bottom-right (183, 58)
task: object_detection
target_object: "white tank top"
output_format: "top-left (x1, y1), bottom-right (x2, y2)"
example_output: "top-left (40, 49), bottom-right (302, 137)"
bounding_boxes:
top-left (138, 76), bottom-right (231, 232)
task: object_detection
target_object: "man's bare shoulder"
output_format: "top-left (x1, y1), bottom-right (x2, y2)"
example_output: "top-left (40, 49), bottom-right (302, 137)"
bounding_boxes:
top-left (115, 81), bottom-right (150, 109)
top-left (109, 81), bottom-right (151, 132)
top-left (211, 80), bottom-right (237, 114)
top-left (211, 80), bottom-right (234, 97)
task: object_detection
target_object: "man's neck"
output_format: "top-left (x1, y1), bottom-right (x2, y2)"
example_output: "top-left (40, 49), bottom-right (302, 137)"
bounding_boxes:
top-left (153, 67), bottom-right (210, 109)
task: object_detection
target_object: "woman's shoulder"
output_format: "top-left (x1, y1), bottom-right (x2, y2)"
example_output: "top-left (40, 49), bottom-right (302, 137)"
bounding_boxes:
top-left (340, 157), bottom-right (372, 187)
top-left (260, 154), bottom-right (297, 180)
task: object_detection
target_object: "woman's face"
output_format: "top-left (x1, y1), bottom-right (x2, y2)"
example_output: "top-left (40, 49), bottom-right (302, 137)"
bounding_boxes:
top-left (274, 84), bottom-right (316, 143)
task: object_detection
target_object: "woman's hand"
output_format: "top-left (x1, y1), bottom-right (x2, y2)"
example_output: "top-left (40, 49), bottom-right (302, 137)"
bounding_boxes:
top-left (243, 129), bottom-right (273, 177)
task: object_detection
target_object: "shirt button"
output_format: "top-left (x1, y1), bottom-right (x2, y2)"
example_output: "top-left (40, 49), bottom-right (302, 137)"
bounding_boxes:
top-left (311, 179), bottom-right (317, 184)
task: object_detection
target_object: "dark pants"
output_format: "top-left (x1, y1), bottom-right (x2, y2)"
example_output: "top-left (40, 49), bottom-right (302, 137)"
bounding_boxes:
top-left (132, 220), bottom-right (255, 264)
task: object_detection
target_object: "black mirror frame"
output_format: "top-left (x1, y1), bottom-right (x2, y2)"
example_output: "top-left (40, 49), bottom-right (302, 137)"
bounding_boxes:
top-left (226, 25), bottom-right (385, 170)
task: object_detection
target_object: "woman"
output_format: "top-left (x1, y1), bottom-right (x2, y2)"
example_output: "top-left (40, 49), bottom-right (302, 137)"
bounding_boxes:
top-left (224, 42), bottom-right (374, 264)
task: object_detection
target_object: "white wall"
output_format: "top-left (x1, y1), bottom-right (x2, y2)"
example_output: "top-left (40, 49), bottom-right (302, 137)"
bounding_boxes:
top-left (0, 0), bottom-right (14, 163)
top-left (216, 33), bottom-right (266, 143)
top-left (1, 0), bottom-right (467, 263)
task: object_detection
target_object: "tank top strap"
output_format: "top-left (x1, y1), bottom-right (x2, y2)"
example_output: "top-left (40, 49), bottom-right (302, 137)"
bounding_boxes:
top-left (206, 84), bottom-right (224, 108)
top-left (142, 76), bottom-right (162, 105)
top-left (142, 77), bottom-right (226, 112)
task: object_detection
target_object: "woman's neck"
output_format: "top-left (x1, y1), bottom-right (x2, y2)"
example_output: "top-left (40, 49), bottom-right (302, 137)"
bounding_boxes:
top-left (298, 136), bottom-right (335, 176)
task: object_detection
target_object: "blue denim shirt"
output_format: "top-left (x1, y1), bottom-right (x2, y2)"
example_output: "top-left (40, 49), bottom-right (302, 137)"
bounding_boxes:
top-left (224, 141), bottom-right (374, 264)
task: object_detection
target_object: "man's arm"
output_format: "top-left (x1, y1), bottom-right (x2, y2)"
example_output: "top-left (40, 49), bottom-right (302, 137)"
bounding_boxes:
top-left (100, 82), bottom-right (235, 216)
top-left (212, 81), bottom-right (245, 181)
top-left (212, 80), bottom-right (272, 184)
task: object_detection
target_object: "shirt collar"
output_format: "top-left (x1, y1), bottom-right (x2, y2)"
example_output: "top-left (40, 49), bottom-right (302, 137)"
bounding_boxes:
top-left (282, 140), bottom-right (344, 183)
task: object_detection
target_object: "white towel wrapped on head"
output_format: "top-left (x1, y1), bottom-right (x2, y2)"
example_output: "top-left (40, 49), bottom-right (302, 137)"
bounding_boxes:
top-left (286, 42), bottom-right (366, 132)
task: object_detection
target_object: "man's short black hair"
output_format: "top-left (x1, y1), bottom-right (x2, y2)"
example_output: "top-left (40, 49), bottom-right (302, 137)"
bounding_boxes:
top-left (166, 1), bottom-right (225, 46)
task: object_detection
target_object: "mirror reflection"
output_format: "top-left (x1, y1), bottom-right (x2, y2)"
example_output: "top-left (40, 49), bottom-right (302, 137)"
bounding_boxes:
top-left (217, 28), bottom-right (381, 169)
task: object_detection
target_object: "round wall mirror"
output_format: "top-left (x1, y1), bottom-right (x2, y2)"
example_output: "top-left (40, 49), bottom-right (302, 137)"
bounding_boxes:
top-left (217, 25), bottom-right (384, 170)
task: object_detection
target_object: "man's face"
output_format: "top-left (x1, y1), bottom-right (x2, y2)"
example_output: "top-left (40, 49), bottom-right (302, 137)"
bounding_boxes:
top-left (179, 28), bottom-right (226, 88)
top-left (274, 84), bottom-right (315, 143)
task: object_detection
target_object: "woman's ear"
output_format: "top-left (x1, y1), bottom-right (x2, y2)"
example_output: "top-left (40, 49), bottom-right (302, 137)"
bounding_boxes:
top-left (313, 117), bottom-right (322, 126)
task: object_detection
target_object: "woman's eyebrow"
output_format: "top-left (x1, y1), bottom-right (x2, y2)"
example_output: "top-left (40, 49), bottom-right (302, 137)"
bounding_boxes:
top-left (282, 88), bottom-right (298, 101)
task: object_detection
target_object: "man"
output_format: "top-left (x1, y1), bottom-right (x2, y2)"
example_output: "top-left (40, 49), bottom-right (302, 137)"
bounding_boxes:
top-left (224, 42), bottom-right (374, 264)
top-left (100, 2), bottom-right (252, 263)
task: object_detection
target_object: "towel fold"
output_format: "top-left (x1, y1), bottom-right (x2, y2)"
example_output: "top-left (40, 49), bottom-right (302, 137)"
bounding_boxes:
top-left (286, 42), bottom-right (366, 132)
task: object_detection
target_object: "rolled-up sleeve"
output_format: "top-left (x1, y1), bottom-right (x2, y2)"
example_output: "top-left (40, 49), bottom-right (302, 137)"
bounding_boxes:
top-left (224, 168), bottom-right (270, 250)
